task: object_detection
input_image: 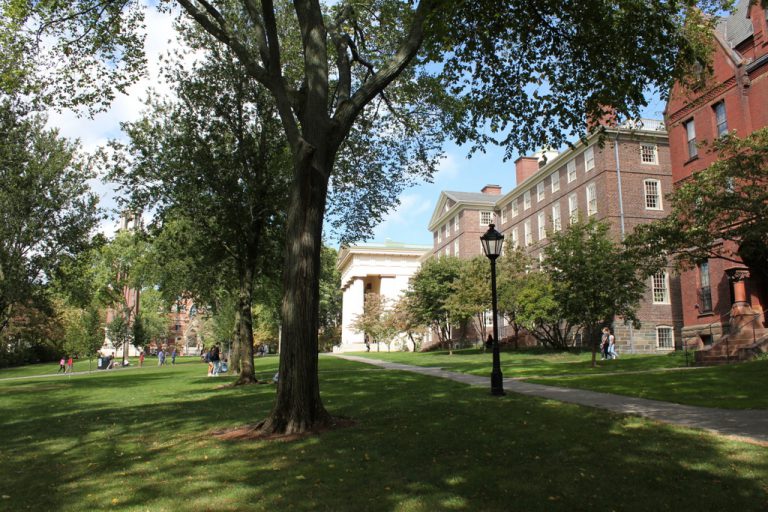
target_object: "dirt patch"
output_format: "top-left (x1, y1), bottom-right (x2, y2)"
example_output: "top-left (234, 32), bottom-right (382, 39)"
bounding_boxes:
top-left (212, 416), bottom-right (356, 442)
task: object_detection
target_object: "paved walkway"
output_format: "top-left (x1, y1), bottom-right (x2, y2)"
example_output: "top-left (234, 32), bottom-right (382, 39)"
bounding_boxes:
top-left (332, 354), bottom-right (768, 444)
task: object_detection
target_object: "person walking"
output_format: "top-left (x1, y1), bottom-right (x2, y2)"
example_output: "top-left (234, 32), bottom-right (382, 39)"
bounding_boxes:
top-left (601, 327), bottom-right (614, 360)
top-left (171, 348), bottom-right (177, 366)
top-left (58, 357), bottom-right (67, 373)
top-left (139, 351), bottom-right (145, 367)
top-left (67, 356), bottom-right (74, 373)
top-left (158, 349), bottom-right (165, 367)
top-left (210, 343), bottom-right (221, 376)
top-left (608, 335), bottom-right (619, 359)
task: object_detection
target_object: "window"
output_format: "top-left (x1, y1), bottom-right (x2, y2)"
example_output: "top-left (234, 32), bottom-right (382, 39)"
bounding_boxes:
top-left (511, 200), bottom-right (519, 218)
top-left (444, 223), bottom-right (450, 239)
top-left (454, 239), bottom-right (460, 257)
top-left (510, 227), bottom-right (518, 249)
top-left (698, 260), bottom-right (713, 313)
top-left (567, 159), bottom-right (576, 183)
top-left (552, 203), bottom-right (561, 232)
top-left (480, 211), bottom-right (493, 226)
top-left (568, 193), bottom-right (578, 224)
top-left (640, 143), bottom-right (658, 164)
top-left (586, 182), bottom-right (597, 216)
top-left (713, 101), bottom-right (728, 137)
top-left (537, 181), bottom-right (545, 202)
top-left (644, 180), bottom-right (662, 210)
top-left (537, 212), bottom-right (546, 240)
top-left (453, 215), bottom-right (459, 232)
top-left (524, 219), bottom-right (532, 246)
top-left (550, 171), bottom-right (560, 192)
top-left (652, 271), bottom-right (670, 303)
top-left (523, 190), bottom-right (531, 210)
top-left (684, 119), bottom-right (697, 158)
top-left (584, 146), bottom-right (595, 172)
top-left (657, 326), bottom-right (674, 349)
top-left (501, 207), bottom-right (507, 225)
top-left (437, 229), bottom-right (441, 243)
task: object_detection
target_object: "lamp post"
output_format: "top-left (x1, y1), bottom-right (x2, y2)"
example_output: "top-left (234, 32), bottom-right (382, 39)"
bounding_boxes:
top-left (480, 223), bottom-right (505, 396)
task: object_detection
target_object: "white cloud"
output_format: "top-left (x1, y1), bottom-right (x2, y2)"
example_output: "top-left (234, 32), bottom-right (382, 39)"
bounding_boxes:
top-left (434, 152), bottom-right (460, 183)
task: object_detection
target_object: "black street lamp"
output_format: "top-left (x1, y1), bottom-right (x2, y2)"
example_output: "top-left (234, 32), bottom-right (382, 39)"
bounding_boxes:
top-left (480, 223), bottom-right (505, 396)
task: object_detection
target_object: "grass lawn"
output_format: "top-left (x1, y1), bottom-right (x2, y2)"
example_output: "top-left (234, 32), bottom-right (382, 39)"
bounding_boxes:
top-left (0, 354), bottom-right (186, 379)
top-left (355, 348), bottom-right (768, 410)
top-left (526, 359), bottom-right (768, 409)
top-left (1, 355), bottom-right (767, 511)
top-left (353, 347), bottom-right (691, 378)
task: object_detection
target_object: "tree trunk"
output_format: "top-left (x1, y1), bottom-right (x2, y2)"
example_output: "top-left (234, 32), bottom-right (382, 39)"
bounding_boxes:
top-left (234, 267), bottom-right (257, 385)
top-left (230, 306), bottom-right (242, 376)
top-left (258, 153), bottom-right (332, 435)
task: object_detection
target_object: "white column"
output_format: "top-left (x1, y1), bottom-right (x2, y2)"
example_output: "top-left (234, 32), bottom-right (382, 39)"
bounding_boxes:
top-left (338, 277), bottom-right (366, 352)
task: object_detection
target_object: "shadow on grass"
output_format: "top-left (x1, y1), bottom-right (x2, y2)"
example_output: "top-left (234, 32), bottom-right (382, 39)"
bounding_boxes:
top-left (1, 359), bottom-right (766, 511)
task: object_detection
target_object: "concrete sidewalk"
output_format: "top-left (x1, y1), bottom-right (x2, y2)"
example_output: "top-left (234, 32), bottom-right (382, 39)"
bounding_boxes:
top-left (331, 354), bottom-right (768, 444)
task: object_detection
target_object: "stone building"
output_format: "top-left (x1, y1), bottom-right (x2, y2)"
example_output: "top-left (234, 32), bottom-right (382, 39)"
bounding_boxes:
top-left (664, 0), bottom-right (768, 350)
top-left (427, 120), bottom-right (682, 353)
top-left (336, 241), bottom-right (430, 352)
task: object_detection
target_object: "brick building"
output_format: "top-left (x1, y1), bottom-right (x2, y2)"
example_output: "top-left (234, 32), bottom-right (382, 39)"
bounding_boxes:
top-left (427, 120), bottom-right (682, 353)
top-left (665, 0), bottom-right (768, 347)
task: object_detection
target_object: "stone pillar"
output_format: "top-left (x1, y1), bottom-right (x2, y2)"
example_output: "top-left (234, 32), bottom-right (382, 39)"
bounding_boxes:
top-left (338, 277), bottom-right (366, 352)
top-left (726, 267), bottom-right (756, 333)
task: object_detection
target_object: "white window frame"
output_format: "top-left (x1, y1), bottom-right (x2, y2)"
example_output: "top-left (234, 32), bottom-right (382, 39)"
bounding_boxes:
top-left (568, 193), bottom-right (578, 224)
top-left (586, 182), bottom-right (597, 216)
top-left (454, 239), bottom-right (460, 257)
top-left (640, 143), bottom-right (658, 165)
top-left (453, 214), bottom-right (459, 233)
top-left (657, 326), bottom-right (674, 349)
top-left (537, 212), bottom-right (546, 240)
top-left (510, 227), bottom-right (518, 249)
top-left (524, 219), bottom-right (532, 246)
top-left (652, 271), bottom-right (670, 304)
top-left (511, 200), bottom-right (519, 218)
top-left (501, 207), bottom-right (507, 225)
top-left (550, 171), bottom-right (560, 193)
top-left (685, 119), bottom-right (697, 159)
top-left (567, 159), bottom-right (576, 183)
top-left (552, 203), bottom-right (561, 232)
top-left (536, 181), bottom-right (545, 202)
top-left (644, 179), bottom-right (662, 210)
top-left (437, 228), bottom-right (442, 243)
top-left (523, 190), bottom-right (531, 210)
top-left (584, 146), bottom-right (595, 172)
top-left (444, 223), bottom-right (450, 239)
top-left (480, 211), bottom-right (493, 226)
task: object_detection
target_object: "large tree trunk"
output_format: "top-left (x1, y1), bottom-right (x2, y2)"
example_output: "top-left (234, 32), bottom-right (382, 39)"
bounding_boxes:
top-left (258, 153), bottom-right (333, 435)
top-left (234, 267), bottom-right (257, 385)
top-left (230, 305), bottom-right (242, 375)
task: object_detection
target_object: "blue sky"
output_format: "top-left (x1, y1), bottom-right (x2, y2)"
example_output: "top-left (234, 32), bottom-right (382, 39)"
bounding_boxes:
top-left (45, 9), bottom-right (668, 247)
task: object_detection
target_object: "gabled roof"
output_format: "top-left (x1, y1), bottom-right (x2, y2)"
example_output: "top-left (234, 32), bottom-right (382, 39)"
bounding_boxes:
top-left (443, 191), bottom-right (499, 203)
top-left (427, 190), bottom-right (498, 231)
top-left (716, 0), bottom-right (754, 49)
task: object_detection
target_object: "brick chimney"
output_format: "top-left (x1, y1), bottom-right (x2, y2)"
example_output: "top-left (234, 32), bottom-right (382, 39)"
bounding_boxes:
top-left (481, 184), bottom-right (502, 195)
top-left (514, 156), bottom-right (539, 186)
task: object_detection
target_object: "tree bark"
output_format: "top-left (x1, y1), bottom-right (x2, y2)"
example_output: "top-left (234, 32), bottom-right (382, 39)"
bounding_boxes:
top-left (234, 266), bottom-right (257, 385)
top-left (230, 305), bottom-right (242, 375)
top-left (258, 153), bottom-right (333, 434)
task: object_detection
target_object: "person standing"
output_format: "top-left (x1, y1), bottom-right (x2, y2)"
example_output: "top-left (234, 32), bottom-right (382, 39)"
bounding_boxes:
top-left (171, 348), bottom-right (177, 366)
top-left (67, 356), bottom-right (74, 373)
top-left (139, 351), bottom-right (145, 367)
top-left (210, 343), bottom-right (221, 376)
top-left (608, 335), bottom-right (619, 359)
top-left (58, 357), bottom-right (67, 373)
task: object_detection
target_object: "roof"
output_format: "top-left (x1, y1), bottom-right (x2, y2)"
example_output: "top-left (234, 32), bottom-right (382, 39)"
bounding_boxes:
top-left (716, 0), bottom-right (754, 48)
top-left (443, 191), bottom-right (499, 204)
